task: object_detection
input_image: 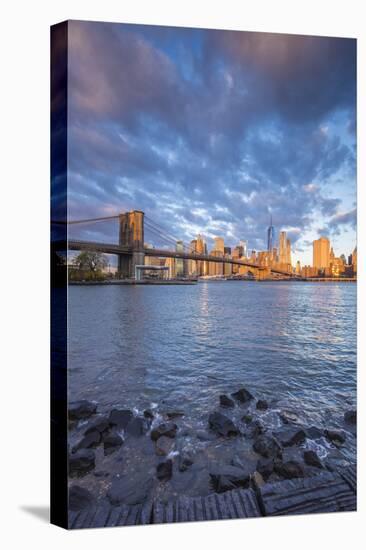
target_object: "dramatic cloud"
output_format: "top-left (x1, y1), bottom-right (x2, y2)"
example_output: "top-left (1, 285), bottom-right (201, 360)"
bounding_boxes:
top-left (64, 21), bottom-right (357, 262)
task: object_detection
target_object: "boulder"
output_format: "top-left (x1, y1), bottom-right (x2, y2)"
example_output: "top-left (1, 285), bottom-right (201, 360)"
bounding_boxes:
top-left (324, 429), bottom-right (346, 447)
top-left (155, 435), bottom-right (174, 456)
top-left (143, 409), bottom-right (154, 420)
top-left (274, 460), bottom-right (305, 479)
top-left (196, 430), bottom-right (216, 441)
top-left (256, 400), bottom-right (268, 411)
top-left (108, 409), bottom-right (133, 429)
top-left (246, 420), bottom-right (264, 439)
top-left (178, 452), bottom-right (194, 472)
top-left (219, 395), bottom-right (235, 408)
top-left (126, 417), bottom-right (146, 437)
top-left (69, 485), bottom-right (95, 511)
top-left (165, 410), bottom-right (185, 419)
top-left (210, 465), bottom-right (250, 493)
top-left (69, 400), bottom-right (97, 421)
top-left (103, 433), bottom-right (123, 456)
top-left (151, 422), bottom-right (178, 441)
top-left (107, 474), bottom-right (153, 505)
top-left (69, 449), bottom-right (95, 477)
top-left (344, 410), bottom-right (357, 425)
top-left (208, 412), bottom-right (239, 437)
top-left (157, 460), bottom-right (173, 481)
top-left (242, 414), bottom-right (253, 424)
top-left (72, 431), bottom-right (101, 453)
top-left (256, 457), bottom-right (275, 481)
top-left (304, 450), bottom-right (323, 469)
top-left (279, 410), bottom-right (299, 424)
top-left (273, 428), bottom-right (306, 447)
top-left (305, 426), bottom-right (324, 439)
top-left (231, 387), bottom-right (254, 403)
top-left (251, 471), bottom-right (265, 488)
top-left (84, 417), bottom-right (110, 435)
top-left (253, 435), bottom-right (282, 459)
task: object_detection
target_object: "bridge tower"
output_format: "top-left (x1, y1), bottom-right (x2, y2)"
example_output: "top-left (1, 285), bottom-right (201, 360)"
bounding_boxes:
top-left (118, 210), bottom-right (145, 278)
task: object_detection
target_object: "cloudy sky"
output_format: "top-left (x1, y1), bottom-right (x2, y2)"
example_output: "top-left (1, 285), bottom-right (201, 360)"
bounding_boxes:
top-left (66, 20), bottom-right (356, 265)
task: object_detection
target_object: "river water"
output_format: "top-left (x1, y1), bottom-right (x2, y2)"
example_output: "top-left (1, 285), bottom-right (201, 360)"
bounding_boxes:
top-left (68, 281), bottom-right (357, 499)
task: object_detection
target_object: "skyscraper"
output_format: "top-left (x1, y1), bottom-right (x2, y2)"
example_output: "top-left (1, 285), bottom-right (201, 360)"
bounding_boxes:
top-left (267, 215), bottom-right (275, 252)
top-left (279, 231), bottom-right (287, 264)
top-left (313, 237), bottom-right (330, 269)
top-left (175, 240), bottom-right (184, 277)
top-left (286, 238), bottom-right (291, 266)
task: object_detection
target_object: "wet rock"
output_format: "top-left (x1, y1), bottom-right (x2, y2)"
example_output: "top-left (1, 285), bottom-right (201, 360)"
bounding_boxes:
top-left (256, 400), bottom-right (268, 411)
top-left (344, 410), bottom-right (357, 425)
top-left (108, 409), bottom-right (133, 429)
top-left (242, 414), bottom-right (253, 424)
top-left (108, 474), bottom-right (153, 505)
top-left (253, 435), bottom-right (282, 459)
top-left (304, 450), bottom-right (323, 469)
top-left (157, 459), bottom-right (173, 481)
top-left (208, 412), bottom-right (239, 437)
top-left (305, 426), bottom-right (324, 439)
top-left (69, 485), bottom-right (95, 511)
top-left (274, 460), bottom-right (305, 479)
top-left (273, 427), bottom-right (306, 447)
top-left (231, 387), bottom-right (254, 403)
top-left (69, 449), bottom-right (95, 477)
top-left (196, 430), bottom-right (216, 441)
top-left (219, 395), bottom-right (235, 408)
top-left (143, 409), bottom-right (154, 420)
top-left (256, 457), bottom-right (275, 481)
top-left (126, 416), bottom-right (146, 437)
top-left (324, 429), bottom-right (346, 447)
top-left (93, 470), bottom-right (110, 477)
top-left (165, 410), bottom-right (185, 419)
top-left (69, 400), bottom-right (97, 421)
top-left (103, 433), bottom-right (123, 455)
top-left (155, 435), bottom-right (174, 456)
top-left (179, 452), bottom-right (194, 472)
top-left (84, 417), bottom-right (110, 435)
top-left (279, 410), bottom-right (299, 424)
top-left (151, 422), bottom-right (178, 441)
top-left (210, 465), bottom-right (250, 493)
top-left (246, 420), bottom-right (264, 439)
top-left (72, 431), bottom-right (101, 453)
top-left (251, 471), bottom-right (265, 488)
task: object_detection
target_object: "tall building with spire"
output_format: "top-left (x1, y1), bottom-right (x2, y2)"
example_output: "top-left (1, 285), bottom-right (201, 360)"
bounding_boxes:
top-left (267, 215), bottom-right (275, 252)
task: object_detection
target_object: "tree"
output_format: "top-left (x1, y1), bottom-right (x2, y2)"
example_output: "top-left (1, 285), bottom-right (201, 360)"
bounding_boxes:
top-left (72, 251), bottom-right (108, 273)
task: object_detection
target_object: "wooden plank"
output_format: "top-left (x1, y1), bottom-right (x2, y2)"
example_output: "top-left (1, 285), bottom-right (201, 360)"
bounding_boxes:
top-left (215, 493), bottom-right (230, 519)
top-left (117, 505), bottom-right (132, 526)
top-left (222, 491), bottom-right (239, 518)
top-left (124, 505), bottom-right (140, 526)
top-left (193, 496), bottom-right (205, 522)
top-left (237, 489), bottom-right (261, 517)
top-left (204, 494), bottom-right (220, 520)
top-left (139, 499), bottom-right (153, 525)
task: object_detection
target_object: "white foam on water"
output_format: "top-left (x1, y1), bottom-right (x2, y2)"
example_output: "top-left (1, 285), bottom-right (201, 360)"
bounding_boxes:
top-left (167, 450), bottom-right (180, 459)
top-left (302, 437), bottom-right (328, 459)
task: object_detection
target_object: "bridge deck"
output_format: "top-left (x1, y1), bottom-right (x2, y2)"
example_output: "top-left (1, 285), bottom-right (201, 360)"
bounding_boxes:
top-left (68, 465), bottom-right (356, 529)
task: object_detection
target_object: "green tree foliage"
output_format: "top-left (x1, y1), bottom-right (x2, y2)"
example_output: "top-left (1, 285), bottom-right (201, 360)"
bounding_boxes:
top-left (70, 251), bottom-right (109, 281)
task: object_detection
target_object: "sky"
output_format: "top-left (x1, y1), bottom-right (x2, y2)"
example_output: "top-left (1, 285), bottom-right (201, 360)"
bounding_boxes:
top-left (65, 20), bottom-right (356, 265)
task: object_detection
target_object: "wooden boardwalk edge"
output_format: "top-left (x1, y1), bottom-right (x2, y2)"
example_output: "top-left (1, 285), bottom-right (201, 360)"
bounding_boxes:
top-left (68, 464), bottom-right (357, 529)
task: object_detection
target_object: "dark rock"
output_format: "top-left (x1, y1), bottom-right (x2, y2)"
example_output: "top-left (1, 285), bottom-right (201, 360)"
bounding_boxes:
top-left (219, 394), bottom-right (235, 408)
top-left (242, 414), bottom-right (253, 424)
top-left (256, 457), bottom-right (275, 481)
top-left (151, 422), bottom-right (178, 441)
top-left (274, 460), bottom-right (305, 479)
top-left (108, 408), bottom-right (133, 429)
top-left (165, 410), bottom-right (185, 419)
top-left (157, 460), bottom-right (173, 481)
top-left (69, 485), bottom-right (95, 511)
top-left (208, 411), bottom-right (239, 437)
top-left (253, 435), bottom-right (282, 459)
top-left (231, 387), bottom-right (254, 403)
top-left (247, 420), bottom-right (264, 439)
top-left (305, 426), bottom-right (324, 439)
top-left (93, 470), bottom-right (110, 477)
top-left (143, 409), bottom-right (154, 420)
top-left (178, 452), bottom-right (194, 472)
top-left (256, 400), bottom-right (268, 411)
top-left (103, 433), bottom-right (123, 455)
top-left (210, 465), bottom-right (250, 493)
top-left (324, 429), bottom-right (346, 447)
top-left (279, 410), bottom-right (299, 424)
top-left (72, 431), bottom-right (101, 453)
top-left (344, 410), bottom-right (357, 425)
top-left (196, 430), bottom-right (216, 441)
top-left (155, 435), bottom-right (174, 456)
top-left (108, 474), bottom-right (153, 505)
top-left (304, 450), bottom-right (323, 469)
top-left (126, 416), bottom-right (146, 437)
top-left (69, 449), bottom-right (95, 477)
top-left (69, 400), bottom-right (97, 421)
top-left (84, 417), bottom-right (110, 435)
top-left (273, 428), bottom-right (306, 447)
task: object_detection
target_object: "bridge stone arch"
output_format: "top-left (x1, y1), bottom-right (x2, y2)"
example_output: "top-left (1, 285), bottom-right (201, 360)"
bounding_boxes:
top-left (118, 210), bottom-right (145, 278)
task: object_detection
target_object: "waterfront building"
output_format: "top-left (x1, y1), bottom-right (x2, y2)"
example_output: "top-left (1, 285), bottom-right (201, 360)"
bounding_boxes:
top-left (313, 237), bottom-right (330, 270)
top-left (175, 240), bottom-right (184, 277)
top-left (239, 240), bottom-right (248, 258)
top-left (165, 256), bottom-right (176, 279)
top-left (279, 231), bottom-right (287, 264)
top-left (267, 215), bottom-right (275, 252)
top-left (195, 234), bottom-right (207, 276)
top-left (214, 237), bottom-right (225, 254)
top-left (286, 238), bottom-right (292, 266)
top-left (352, 247), bottom-right (357, 274)
top-left (296, 260), bottom-right (301, 274)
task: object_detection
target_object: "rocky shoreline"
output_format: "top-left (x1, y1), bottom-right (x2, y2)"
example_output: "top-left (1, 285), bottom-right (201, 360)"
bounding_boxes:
top-left (68, 388), bottom-right (356, 513)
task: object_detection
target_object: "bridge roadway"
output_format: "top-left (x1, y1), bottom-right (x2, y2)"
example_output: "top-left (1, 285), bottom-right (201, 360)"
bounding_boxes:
top-left (61, 239), bottom-right (298, 278)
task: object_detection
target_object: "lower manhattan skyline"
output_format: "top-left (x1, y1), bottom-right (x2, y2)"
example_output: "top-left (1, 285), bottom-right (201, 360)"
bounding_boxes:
top-left (64, 21), bottom-right (356, 267)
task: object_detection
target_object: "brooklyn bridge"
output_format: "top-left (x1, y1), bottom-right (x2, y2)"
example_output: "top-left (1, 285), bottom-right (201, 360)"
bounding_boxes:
top-left (52, 210), bottom-right (299, 280)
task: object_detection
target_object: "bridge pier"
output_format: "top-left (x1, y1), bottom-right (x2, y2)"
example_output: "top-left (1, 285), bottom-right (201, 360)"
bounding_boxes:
top-left (118, 210), bottom-right (145, 278)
